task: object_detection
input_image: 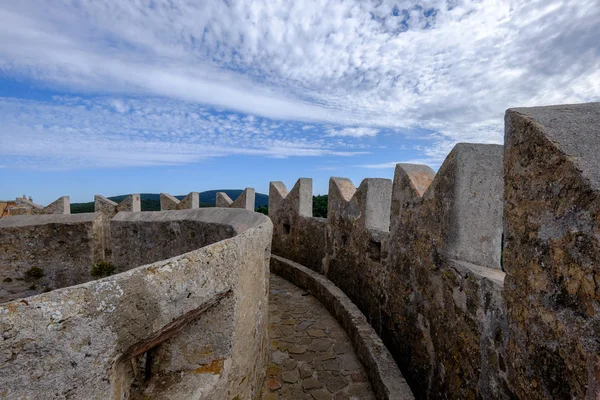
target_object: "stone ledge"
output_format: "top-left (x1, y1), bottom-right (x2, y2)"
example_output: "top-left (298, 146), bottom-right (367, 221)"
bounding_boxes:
top-left (0, 212), bottom-right (100, 227)
top-left (270, 254), bottom-right (414, 400)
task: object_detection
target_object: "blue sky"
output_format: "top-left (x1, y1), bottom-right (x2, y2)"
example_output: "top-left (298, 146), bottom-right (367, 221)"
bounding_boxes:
top-left (1, 0), bottom-right (599, 204)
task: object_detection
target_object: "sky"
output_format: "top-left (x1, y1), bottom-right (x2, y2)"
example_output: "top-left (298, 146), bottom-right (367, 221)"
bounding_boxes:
top-left (0, 0), bottom-right (599, 204)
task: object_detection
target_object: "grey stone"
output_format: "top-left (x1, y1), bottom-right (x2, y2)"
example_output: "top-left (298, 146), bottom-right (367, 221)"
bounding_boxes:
top-left (302, 377), bottom-right (323, 390)
top-left (326, 376), bottom-right (348, 392)
top-left (0, 208), bottom-right (273, 400)
top-left (282, 369), bottom-right (300, 384)
top-left (308, 338), bottom-right (333, 352)
top-left (216, 188), bottom-right (256, 211)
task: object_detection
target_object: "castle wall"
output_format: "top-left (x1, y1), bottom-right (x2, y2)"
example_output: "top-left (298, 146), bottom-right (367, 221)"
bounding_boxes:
top-left (216, 187), bottom-right (256, 210)
top-left (269, 178), bottom-right (327, 274)
top-left (268, 102), bottom-right (600, 399)
top-left (383, 144), bottom-right (509, 399)
top-left (0, 208), bottom-right (272, 400)
top-left (7, 196), bottom-right (71, 216)
top-left (109, 210), bottom-right (235, 272)
top-left (95, 194), bottom-right (141, 259)
top-left (160, 192), bottom-right (199, 210)
top-left (0, 213), bottom-right (105, 303)
top-left (503, 103), bottom-right (600, 399)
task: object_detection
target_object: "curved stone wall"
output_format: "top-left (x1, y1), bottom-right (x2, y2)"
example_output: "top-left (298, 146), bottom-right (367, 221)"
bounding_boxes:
top-left (267, 102), bottom-right (600, 399)
top-left (0, 208), bottom-right (272, 400)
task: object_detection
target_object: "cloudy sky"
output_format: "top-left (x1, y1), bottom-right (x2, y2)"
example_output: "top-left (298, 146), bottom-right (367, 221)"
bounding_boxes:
top-left (1, 0), bottom-right (599, 203)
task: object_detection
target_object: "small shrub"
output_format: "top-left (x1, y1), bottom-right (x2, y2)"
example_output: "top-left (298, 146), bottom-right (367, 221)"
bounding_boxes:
top-left (25, 267), bottom-right (44, 280)
top-left (3, 277), bottom-right (13, 283)
top-left (91, 261), bottom-right (116, 278)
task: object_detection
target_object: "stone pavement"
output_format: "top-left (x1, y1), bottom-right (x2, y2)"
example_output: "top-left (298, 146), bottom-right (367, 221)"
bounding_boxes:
top-left (262, 274), bottom-right (375, 400)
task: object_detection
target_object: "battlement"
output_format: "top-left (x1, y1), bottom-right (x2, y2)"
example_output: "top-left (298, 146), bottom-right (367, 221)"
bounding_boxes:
top-left (2, 102), bottom-right (599, 399)
top-left (267, 102), bottom-right (600, 399)
top-left (95, 194), bottom-right (141, 217)
top-left (216, 187), bottom-right (255, 210)
top-left (159, 191), bottom-right (199, 210)
top-left (8, 195), bottom-right (71, 216)
top-left (0, 207), bottom-right (272, 399)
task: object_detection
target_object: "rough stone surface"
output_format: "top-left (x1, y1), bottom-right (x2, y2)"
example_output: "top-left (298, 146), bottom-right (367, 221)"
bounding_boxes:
top-left (270, 255), bottom-right (413, 399)
top-left (9, 196), bottom-right (71, 216)
top-left (94, 194), bottom-right (141, 258)
top-left (0, 208), bottom-right (272, 400)
top-left (109, 209), bottom-right (238, 271)
top-left (382, 144), bottom-right (509, 399)
top-left (0, 213), bottom-right (105, 303)
top-left (504, 103), bottom-right (600, 399)
top-left (216, 187), bottom-right (256, 211)
top-left (262, 274), bottom-right (376, 400)
top-left (160, 192), bottom-right (199, 210)
top-left (323, 177), bottom-right (393, 335)
top-left (270, 143), bottom-right (508, 399)
top-left (95, 194), bottom-right (141, 218)
top-left (269, 179), bottom-right (327, 274)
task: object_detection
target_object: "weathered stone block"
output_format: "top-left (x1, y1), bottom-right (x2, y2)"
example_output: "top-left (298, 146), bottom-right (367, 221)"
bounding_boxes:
top-left (160, 192), bottom-right (199, 210)
top-left (269, 179), bottom-right (326, 274)
top-left (0, 213), bottom-right (104, 303)
top-left (216, 188), bottom-right (256, 210)
top-left (10, 196), bottom-right (71, 216)
top-left (504, 102), bottom-right (600, 399)
top-left (0, 208), bottom-right (272, 400)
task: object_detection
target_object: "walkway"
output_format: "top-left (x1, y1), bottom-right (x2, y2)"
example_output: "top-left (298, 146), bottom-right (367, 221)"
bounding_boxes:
top-left (262, 274), bottom-right (375, 400)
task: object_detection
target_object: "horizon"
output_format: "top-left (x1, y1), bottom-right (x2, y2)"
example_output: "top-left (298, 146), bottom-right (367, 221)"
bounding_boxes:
top-left (1, 1), bottom-right (599, 204)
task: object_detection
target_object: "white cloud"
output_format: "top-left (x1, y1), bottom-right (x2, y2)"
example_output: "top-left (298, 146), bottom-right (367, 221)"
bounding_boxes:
top-left (327, 127), bottom-right (379, 138)
top-left (0, 0), bottom-right (598, 165)
top-left (0, 97), bottom-right (365, 168)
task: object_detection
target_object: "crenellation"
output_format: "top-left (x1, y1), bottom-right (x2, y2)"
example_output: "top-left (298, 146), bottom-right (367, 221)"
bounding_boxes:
top-left (268, 178), bottom-right (327, 274)
top-left (95, 194), bottom-right (141, 217)
top-left (2, 101), bottom-right (600, 400)
top-left (160, 192), bottom-right (199, 210)
top-left (504, 103), bottom-right (600, 399)
top-left (9, 195), bottom-right (71, 216)
top-left (269, 178), bottom-right (312, 218)
top-left (390, 163), bottom-right (435, 219)
top-left (216, 187), bottom-right (256, 210)
top-left (0, 208), bottom-right (272, 400)
top-left (328, 177), bottom-right (393, 231)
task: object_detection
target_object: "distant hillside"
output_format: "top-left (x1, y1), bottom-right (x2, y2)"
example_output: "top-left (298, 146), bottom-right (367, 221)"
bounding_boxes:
top-left (70, 190), bottom-right (269, 214)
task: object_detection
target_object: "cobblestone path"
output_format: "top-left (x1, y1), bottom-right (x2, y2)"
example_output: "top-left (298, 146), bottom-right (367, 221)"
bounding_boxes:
top-left (262, 274), bottom-right (375, 400)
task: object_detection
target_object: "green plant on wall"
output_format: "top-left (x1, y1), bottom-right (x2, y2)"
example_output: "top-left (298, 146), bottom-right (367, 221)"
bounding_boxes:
top-left (91, 261), bottom-right (117, 278)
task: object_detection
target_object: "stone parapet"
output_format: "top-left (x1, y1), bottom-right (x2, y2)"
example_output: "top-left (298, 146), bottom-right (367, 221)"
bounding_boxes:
top-left (268, 178), bottom-right (327, 274)
top-left (159, 192), bottom-right (199, 210)
top-left (9, 196), bottom-right (71, 216)
top-left (0, 208), bottom-right (272, 400)
top-left (0, 213), bottom-right (105, 303)
top-left (504, 103), bottom-right (600, 399)
top-left (216, 188), bottom-right (256, 210)
top-left (269, 142), bottom-right (509, 398)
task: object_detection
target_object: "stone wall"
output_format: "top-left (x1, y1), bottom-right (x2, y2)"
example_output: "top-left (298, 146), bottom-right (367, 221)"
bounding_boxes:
top-left (268, 147), bottom-right (509, 398)
top-left (216, 187), bottom-right (256, 210)
top-left (383, 144), bottom-right (508, 399)
top-left (269, 178), bottom-right (327, 274)
top-left (267, 102), bottom-right (600, 399)
top-left (95, 194), bottom-right (141, 259)
top-left (8, 196), bottom-right (71, 216)
top-left (0, 208), bottom-right (272, 399)
top-left (0, 213), bottom-right (105, 303)
top-left (504, 103), bottom-right (600, 399)
top-left (160, 192), bottom-right (199, 210)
